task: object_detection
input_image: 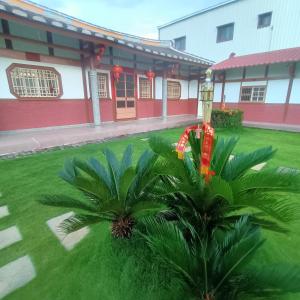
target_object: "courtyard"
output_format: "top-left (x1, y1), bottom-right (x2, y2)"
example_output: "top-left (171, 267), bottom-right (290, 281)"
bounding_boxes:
top-left (0, 126), bottom-right (300, 299)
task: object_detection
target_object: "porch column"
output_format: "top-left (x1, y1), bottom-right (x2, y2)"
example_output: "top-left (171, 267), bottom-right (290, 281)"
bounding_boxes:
top-left (89, 69), bottom-right (101, 126)
top-left (162, 73), bottom-right (168, 119)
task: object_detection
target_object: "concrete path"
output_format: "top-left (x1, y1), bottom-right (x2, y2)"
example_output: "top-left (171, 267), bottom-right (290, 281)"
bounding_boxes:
top-left (0, 206), bottom-right (9, 219)
top-left (244, 121), bottom-right (300, 132)
top-left (46, 212), bottom-right (90, 251)
top-left (0, 255), bottom-right (36, 299)
top-left (0, 115), bottom-right (199, 158)
top-left (0, 226), bottom-right (22, 250)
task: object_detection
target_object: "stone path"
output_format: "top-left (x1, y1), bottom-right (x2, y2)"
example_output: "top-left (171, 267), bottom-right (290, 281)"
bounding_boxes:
top-left (0, 206), bottom-right (9, 219)
top-left (46, 212), bottom-right (90, 251)
top-left (0, 255), bottom-right (36, 299)
top-left (0, 226), bottom-right (22, 250)
top-left (0, 205), bottom-right (36, 298)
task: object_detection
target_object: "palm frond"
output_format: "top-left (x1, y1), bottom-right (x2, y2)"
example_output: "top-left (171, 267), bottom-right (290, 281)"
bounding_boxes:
top-left (120, 144), bottom-right (133, 176)
top-left (222, 146), bottom-right (276, 181)
top-left (39, 194), bottom-right (98, 213)
top-left (139, 217), bottom-right (197, 286)
top-left (59, 213), bottom-right (103, 234)
top-left (88, 157), bottom-right (112, 189)
top-left (102, 148), bottom-right (121, 199)
top-left (232, 167), bottom-right (300, 195)
top-left (212, 136), bottom-right (238, 176)
top-left (130, 201), bottom-right (169, 219)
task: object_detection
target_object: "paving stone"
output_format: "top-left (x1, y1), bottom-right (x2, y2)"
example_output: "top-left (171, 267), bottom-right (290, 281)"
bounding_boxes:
top-left (0, 226), bottom-right (22, 250)
top-left (140, 138), bottom-right (149, 141)
top-left (251, 162), bottom-right (267, 171)
top-left (0, 206), bottom-right (9, 219)
top-left (0, 255), bottom-right (36, 299)
top-left (46, 212), bottom-right (90, 251)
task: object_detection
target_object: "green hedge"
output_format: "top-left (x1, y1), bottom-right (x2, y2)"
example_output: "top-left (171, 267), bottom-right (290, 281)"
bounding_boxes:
top-left (211, 109), bottom-right (244, 128)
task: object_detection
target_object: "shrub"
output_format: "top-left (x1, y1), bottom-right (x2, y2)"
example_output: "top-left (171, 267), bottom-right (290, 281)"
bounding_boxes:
top-left (211, 109), bottom-right (243, 128)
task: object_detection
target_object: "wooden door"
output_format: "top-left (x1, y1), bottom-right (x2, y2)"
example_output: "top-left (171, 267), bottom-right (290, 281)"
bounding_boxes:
top-left (115, 72), bottom-right (136, 120)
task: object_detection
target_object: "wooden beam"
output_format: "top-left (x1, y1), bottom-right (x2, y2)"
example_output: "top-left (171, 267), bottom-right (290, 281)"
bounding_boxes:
top-left (1, 19), bottom-right (12, 49)
top-left (46, 31), bottom-right (54, 56)
top-left (0, 32), bottom-right (87, 55)
top-left (283, 63), bottom-right (296, 122)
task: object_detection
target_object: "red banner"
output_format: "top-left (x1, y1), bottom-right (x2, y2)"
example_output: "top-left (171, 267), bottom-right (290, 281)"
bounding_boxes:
top-left (176, 125), bottom-right (199, 159)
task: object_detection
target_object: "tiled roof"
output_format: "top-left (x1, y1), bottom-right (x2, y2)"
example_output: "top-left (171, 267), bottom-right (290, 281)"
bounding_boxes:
top-left (0, 0), bottom-right (214, 66)
top-left (212, 47), bottom-right (300, 71)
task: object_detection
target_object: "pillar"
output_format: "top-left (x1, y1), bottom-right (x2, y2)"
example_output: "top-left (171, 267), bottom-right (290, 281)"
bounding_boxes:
top-left (162, 73), bottom-right (167, 119)
top-left (89, 69), bottom-right (101, 126)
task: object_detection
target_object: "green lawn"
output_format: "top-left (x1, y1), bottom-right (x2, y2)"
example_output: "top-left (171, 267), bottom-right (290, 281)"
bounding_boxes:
top-left (1, 126), bottom-right (300, 300)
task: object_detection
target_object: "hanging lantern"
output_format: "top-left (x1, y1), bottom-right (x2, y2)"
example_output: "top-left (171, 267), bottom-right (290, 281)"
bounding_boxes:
top-left (145, 69), bottom-right (155, 81)
top-left (200, 69), bottom-right (214, 124)
top-left (96, 45), bottom-right (106, 62)
top-left (112, 65), bottom-right (123, 82)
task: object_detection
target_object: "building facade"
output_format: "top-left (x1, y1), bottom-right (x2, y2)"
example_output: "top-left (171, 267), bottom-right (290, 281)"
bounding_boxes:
top-left (159, 0), bottom-right (300, 126)
top-left (212, 48), bottom-right (300, 125)
top-left (158, 0), bottom-right (300, 62)
top-left (0, 0), bottom-right (213, 132)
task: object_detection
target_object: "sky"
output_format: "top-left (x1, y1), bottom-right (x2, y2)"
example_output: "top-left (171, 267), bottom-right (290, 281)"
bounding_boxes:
top-left (34, 0), bottom-right (224, 39)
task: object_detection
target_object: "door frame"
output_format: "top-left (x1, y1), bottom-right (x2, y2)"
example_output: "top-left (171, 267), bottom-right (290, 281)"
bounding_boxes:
top-left (111, 67), bottom-right (138, 121)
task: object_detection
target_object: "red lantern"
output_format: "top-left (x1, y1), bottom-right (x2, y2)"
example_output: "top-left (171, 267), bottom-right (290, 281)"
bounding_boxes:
top-left (96, 45), bottom-right (105, 62)
top-left (112, 65), bottom-right (123, 82)
top-left (145, 69), bottom-right (155, 81)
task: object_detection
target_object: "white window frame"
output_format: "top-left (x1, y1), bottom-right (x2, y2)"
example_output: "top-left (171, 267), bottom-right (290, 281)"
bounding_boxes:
top-left (240, 85), bottom-right (266, 102)
top-left (167, 80), bottom-right (181, 99)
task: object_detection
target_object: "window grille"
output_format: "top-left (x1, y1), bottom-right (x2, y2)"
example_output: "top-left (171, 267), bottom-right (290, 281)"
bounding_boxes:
top-left (97, 73), bottom-right (109, 98)
top-left (9, 66), bottom-right (60, 98)
top-left (167, 81), bottom-right (181, 99)
top-left (240, 86), bottom-right (266, 102)
top-left (139, 77), bottom-right (152, 99)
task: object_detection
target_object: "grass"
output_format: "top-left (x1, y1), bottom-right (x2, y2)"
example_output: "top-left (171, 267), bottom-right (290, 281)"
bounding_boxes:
top-left (0, 126), bottom-right (300, 300)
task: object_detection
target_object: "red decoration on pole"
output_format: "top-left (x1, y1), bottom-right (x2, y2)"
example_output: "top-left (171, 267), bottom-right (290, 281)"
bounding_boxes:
top-left (112, 65), bottom-right (123, 82)
top-left (145, 69), bottom-right (155, 81)
top-left (176, 125), bottom-right (199, 159)
top-left (200, 123), bottom-right (215, 183)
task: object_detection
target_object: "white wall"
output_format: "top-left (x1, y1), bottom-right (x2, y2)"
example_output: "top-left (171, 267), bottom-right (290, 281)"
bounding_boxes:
top-left (155, 76), bottom-right (162, 99)
top-left (265, 79), bottom-right (289, 103)
top-left (189, 80), bottom-right (198, 98)
top-left (290, 78), bottom-right (300, 104)
top-left (159, 0), bottom-right (300, 62)
top-left (213, 82), bottom-right (222, 102)
top-left (0, 57), bottom-right (84, 99)
top-left (224, 82), bottom-right (241, 103)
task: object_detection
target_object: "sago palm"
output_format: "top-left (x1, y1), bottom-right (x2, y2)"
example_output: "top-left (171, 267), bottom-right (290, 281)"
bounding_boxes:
top-left (39, 145), bottom-right (170, 238)
top-left (149, 134), bottom-right (300, 235)
top-left (139, 216), bottom-right (300, 300)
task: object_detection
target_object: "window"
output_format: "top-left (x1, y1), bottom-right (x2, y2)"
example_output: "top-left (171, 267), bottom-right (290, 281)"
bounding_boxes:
top-left (216, 23), bottom-right (234, 43)
top-left (174, 36), bottom-right (186, 51)
top-left (97, 73), bottom-right (109, 98)
top-left (7, 64), bottom-right (62, 98)
top-left (167, 81), bottom-right (181, 99)
top-left (139, 77), bottom-right (152, 99)
top-left (258, 12), bottom-right (272, 28)
top-left (240, 86), bottom-right (266, 102)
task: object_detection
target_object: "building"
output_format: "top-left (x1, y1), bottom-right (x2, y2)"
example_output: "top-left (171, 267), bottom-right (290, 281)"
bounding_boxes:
top-left (212, 48), bottom-right (300, 125)
top-left (0, 0), bottom-right (213, 132)
top-left (159, 0), bottom-right (300, 126)
top-left (158, 0), bottom-right (300, 62)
